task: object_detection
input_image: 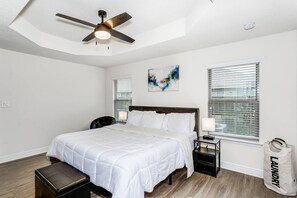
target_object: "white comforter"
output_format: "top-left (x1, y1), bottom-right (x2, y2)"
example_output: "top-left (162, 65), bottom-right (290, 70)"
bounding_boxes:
top-left (47, 124), bottom-right (194, 198)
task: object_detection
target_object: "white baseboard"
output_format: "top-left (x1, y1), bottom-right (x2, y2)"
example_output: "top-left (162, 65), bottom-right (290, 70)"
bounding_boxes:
top-left (221, 161), bottom-right (263, 178)
top-left (0, 146), bottom-right (48, 164)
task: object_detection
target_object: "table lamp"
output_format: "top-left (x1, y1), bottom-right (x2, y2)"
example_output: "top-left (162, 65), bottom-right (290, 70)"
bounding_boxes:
top-left (202, 118), bottom-right (215, 140)
top-left (118, 111), bottom-right (127, 123)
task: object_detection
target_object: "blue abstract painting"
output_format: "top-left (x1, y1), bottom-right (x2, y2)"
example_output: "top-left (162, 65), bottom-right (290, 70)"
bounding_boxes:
top-left (148, 65), bottom-right (179, 92)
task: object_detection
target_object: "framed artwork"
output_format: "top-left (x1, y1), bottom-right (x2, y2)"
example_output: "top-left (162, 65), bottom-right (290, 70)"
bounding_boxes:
top-left (148, 65), bottom-right (179, 92)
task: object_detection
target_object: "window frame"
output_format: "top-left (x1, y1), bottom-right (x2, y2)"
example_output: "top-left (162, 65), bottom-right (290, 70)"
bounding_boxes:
top-left (207, 61), bottom-right (260, 141)
top-left (113, 77), bottom-right (132, 121)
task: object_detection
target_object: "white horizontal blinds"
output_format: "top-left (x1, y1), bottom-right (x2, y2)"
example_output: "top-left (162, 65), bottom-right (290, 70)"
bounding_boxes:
top-left (208, 63), bottom-right (259, 139)
top-left (114, 78), bottom-right (132, 120)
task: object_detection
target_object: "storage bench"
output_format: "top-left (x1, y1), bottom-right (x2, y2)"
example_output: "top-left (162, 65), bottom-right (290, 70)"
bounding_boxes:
top-left (35, 162), bottom-right (90, 198)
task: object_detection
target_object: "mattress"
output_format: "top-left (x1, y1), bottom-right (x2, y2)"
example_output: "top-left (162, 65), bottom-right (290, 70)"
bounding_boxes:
top-left (47, 124), bottom-right (194, 198)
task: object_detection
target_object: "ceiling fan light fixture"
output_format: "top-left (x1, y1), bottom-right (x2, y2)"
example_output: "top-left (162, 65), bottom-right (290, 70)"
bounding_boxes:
top-left (95, 25), bottom-right (111, 40)
top-left (95, 30), bottom-right (111, 40)
top-left (56, 11), bottom-right (134, 43)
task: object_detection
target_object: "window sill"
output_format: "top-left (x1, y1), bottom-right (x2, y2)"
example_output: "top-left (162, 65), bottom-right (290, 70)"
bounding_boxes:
top-left (214, 135), bottom-right (263, 146)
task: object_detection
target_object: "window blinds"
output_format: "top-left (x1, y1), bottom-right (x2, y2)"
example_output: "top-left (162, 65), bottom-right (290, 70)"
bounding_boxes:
top-left (208, 63), bottom-right (259, 139)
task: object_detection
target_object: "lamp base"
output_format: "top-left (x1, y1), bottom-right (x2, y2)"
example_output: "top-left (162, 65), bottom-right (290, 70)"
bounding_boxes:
top-left (203, 135), bottom-right (215, 140)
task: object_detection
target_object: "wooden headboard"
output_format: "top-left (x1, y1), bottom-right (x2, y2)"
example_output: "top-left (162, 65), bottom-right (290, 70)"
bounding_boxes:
top-left (129, 106), bottom-right (200, 134)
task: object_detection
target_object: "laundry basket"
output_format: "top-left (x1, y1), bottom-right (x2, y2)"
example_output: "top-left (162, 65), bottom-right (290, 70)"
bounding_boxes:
top-left (263, 138), bottom-right (297, 196)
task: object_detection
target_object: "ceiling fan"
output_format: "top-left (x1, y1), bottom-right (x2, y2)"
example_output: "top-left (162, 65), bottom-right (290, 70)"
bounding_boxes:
top-left (56, 10), bottom-right (135, 44)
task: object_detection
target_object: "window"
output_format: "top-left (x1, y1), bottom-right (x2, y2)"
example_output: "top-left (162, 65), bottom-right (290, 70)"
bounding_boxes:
top-left (208, 63), bottom-right (259, 140)
top-left (114, 78), bottom-right (132, 121)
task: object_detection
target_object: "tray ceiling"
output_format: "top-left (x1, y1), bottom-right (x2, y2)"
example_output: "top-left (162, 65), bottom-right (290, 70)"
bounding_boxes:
top-left (0, 0), bottom-right (297, 67)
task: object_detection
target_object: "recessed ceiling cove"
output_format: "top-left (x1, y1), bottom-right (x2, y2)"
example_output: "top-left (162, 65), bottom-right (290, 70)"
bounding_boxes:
top-left (2, 0), bottom-right (297, 67)
top-left (9, 0), bottom-right (196, 56)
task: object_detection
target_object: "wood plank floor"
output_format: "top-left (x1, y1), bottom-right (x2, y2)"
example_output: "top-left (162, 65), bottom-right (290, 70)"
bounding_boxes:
top-left (0, 154), bottom-right (294, 198)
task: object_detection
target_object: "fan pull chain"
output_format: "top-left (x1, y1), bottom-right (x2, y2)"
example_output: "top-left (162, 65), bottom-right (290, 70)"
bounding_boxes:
top-left (108, 39), bottom-right (110, 50)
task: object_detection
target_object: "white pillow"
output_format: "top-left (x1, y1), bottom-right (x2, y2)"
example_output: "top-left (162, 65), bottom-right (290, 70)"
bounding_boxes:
top-left (161, 114), bottom-right (169, 130)
top-left (167, 113), bottom-right (195, 133)
top-left (126, 111), bottom-right (143, 126)
top-left (140, 113), bottom-right (165, 129)
top-left (189, 113), bottom-right (196, 132)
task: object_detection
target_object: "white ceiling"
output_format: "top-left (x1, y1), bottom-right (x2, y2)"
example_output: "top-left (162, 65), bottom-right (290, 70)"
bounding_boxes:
top-left (0, 0), bottom-right (297, 67)
top-left (22, 0), bottom-right (194, 41)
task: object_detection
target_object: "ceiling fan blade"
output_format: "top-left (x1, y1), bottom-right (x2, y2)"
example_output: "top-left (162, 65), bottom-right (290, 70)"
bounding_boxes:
top-left (110, 29), bottom-right (135, 43)
top-left (56, 13), bottom-right (96, 28)
top-left (104, 12), bottom-right (132, 28)
top-left (82, 32), bottom-right (95, 42)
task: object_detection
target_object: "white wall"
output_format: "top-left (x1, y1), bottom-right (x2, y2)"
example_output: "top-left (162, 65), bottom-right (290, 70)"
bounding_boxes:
top-left (105, 30), bottom-right (297, 177)
top-left (117, 78), bottom-right (132, 92)
top-left (0, 49), bottom-right (105, 163)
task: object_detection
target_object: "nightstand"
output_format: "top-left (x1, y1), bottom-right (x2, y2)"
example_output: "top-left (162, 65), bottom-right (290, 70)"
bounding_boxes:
top-left (193, 137), bottom-right (221, 177)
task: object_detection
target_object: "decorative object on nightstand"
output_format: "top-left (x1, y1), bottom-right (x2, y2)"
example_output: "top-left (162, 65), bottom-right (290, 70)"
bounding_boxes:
top-left (118, 111), bottom-right (127, 124)
top-left (193, 137), bottom-right (221, 177)
top-left (202, 118), bottom-right (215, 140)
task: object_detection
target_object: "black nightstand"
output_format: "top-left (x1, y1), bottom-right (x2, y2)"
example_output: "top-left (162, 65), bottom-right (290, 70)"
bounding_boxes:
top-left (193, 137), bottom-right (221, 177)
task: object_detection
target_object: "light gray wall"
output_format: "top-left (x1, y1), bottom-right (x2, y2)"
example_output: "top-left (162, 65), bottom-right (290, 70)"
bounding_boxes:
top-left (0, 49), bottom-right (105, 163)
top-left (105, 30), bottom-right (297, 177)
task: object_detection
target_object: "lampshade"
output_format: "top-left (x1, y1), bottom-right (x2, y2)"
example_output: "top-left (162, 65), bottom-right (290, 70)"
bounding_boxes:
top-left (118, 111), bottom-right (127, 121)
top-left (202, 118), bottom-right (215, 132)
top-left (95, 25), bottom-right (111, 40)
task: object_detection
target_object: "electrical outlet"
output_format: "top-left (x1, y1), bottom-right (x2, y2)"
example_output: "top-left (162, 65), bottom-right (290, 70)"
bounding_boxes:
top-left (1, 101), bottom-right (11, 108)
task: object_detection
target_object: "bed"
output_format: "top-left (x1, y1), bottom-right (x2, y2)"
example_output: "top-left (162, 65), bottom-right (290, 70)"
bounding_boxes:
top-left (47, 106), bottom-right (200, 198)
